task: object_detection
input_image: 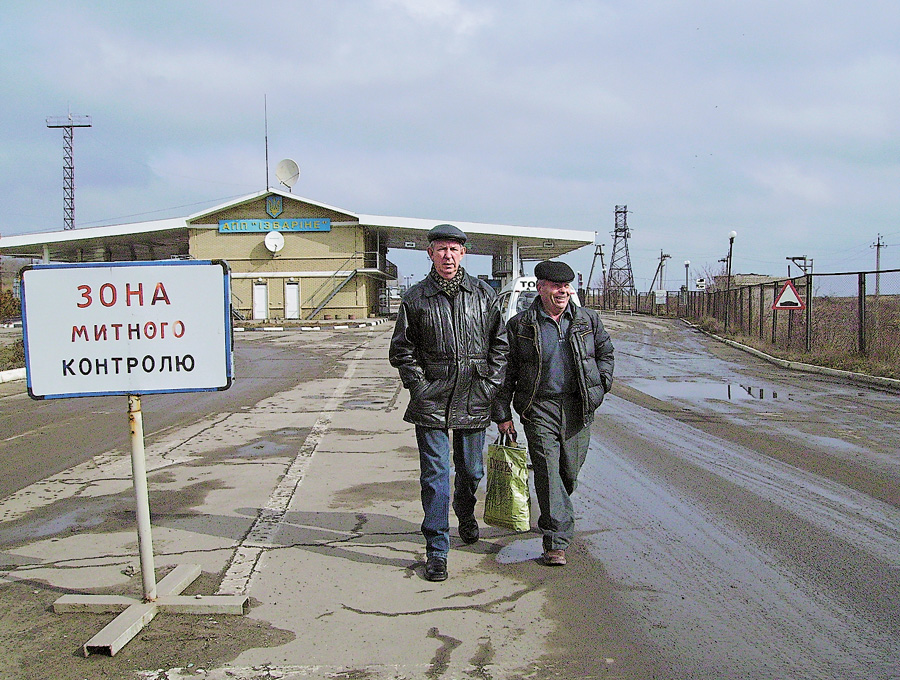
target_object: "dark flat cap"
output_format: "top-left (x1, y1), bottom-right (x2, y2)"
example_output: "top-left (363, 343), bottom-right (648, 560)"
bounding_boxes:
top-left (534, 260), bottom-right (575, 283)
top-left (428, 223), bottom-right (467, 244)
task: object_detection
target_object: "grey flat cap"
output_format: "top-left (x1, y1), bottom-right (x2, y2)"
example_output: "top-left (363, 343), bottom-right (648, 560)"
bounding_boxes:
top-left (427, 223), bottom-right (467, 245)
top-left (534, 260), bottom-right (575, 283)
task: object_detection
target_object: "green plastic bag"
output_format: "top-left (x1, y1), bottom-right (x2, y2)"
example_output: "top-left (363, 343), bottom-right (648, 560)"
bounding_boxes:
top-left (483, 433), bottom-right (531, 532)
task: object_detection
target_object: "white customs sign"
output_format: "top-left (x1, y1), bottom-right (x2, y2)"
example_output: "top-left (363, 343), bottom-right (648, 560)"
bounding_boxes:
top-left (21, 260), bottom-right (233, 399)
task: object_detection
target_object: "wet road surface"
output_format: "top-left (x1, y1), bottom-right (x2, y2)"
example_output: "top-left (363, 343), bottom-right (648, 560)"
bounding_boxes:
top-left (582, 315), bottom-right (900, 679)
top-left (0, 316), bottom-right (897, 679)
top-left (0, 331), bottom-right (366, 500)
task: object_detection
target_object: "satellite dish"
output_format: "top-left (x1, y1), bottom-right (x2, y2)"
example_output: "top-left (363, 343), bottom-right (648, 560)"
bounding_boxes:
top-left (275, 158), bottom-right (300, 190)
top-left (264, 230), bottom-right (285, 253)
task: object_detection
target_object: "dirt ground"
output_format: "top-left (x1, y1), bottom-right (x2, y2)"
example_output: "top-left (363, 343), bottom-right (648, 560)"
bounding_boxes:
top-left (0, 570), bottom-right (294, 680)
top-left (0, 547), bottom-right (663, 680)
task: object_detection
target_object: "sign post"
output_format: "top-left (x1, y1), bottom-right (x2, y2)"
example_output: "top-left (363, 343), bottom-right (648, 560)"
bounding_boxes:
top-left (129, 393), bottom-right (157, 601)
top-left (20, 260), bottom-right (247, 656)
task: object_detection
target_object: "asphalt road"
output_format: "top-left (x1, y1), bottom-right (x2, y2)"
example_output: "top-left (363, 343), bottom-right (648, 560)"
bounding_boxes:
top-left (0, 330), bottom-right (363, 500)
top-left (585, 314), bottom-right (900, 678)
top-left (0, 316), bottom-right (898, 679)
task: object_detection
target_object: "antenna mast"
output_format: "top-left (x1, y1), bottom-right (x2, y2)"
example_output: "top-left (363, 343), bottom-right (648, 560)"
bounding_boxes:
top-left (605, 205), bottom-right (637, 308)
top-left (264, 95), bottom-right (270, 189)
top-left (46, 111), bottom-right (92, 230)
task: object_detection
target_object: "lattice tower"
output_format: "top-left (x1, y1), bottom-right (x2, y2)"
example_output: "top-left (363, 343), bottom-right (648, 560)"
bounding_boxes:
top-left (47, 113), bottom-right (92, 230)
top-left (605, 205), bottom-right (636, 305)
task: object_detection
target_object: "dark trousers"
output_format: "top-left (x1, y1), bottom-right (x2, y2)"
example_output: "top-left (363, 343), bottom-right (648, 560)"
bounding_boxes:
top-left (522, 395), bottom-right (590, 551)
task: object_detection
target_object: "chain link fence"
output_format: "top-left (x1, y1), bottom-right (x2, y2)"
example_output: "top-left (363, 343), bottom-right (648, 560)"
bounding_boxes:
top-left (583, 268), bottom-right (900, 379)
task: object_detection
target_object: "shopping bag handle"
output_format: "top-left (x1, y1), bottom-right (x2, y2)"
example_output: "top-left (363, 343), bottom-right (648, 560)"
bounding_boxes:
top-left (497, 431), bottom-right (519, 447)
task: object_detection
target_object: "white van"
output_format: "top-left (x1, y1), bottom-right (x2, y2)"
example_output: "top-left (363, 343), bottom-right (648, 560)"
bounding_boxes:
top-left (496, 276), bottom-right (581, 324)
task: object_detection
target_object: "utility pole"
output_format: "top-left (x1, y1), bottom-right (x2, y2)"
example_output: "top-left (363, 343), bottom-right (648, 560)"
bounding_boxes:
top-left (47, 111), bottom-right (92, 230)
top-left (724, 231), bottom-right (737, 332)
top-left (872, 234), bottom-right (887, 297)
top-left (647, 250), bottom-right (670, 293)
top-left (787, 256), bottom-right (813, 276)
top-left (587, 241), bottom-right (606, 292)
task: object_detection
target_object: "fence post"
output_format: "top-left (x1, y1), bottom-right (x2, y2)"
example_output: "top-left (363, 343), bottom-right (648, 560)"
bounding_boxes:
top-left (858, 272), bottom-right (866, 356)
top-left (771, 281), bottom-right (778, 344)
top-left (805, 273), bottom-right (813, 353)
top-left (746, 286), bottom-right (752, 336)
top-left (758, 284), bottom-right (764, 340)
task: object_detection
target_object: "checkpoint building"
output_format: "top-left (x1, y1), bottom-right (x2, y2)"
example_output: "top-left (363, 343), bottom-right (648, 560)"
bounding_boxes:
top-left (0, 189), bottom-right (594, 321)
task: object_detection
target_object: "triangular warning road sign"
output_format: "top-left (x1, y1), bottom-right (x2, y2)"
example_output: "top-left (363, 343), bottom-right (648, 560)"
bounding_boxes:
top-left (772, 280), bottom-right (806, 310)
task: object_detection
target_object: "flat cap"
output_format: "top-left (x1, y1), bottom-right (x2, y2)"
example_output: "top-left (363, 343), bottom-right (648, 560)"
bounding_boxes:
top-left (427, 223), bottom-right (467, 245)
top-left (534, 260), bottom-right (575, 283)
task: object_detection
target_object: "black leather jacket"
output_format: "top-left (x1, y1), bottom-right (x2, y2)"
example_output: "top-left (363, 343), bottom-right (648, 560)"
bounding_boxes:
top-left (492, 298), bottom-right (614, 426)
top-left (389, 271), bottom-right (508, 429)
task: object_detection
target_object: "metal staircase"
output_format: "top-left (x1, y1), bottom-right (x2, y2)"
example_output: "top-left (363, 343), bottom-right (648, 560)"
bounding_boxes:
top-left (304, 269), bottom-right (357, 320)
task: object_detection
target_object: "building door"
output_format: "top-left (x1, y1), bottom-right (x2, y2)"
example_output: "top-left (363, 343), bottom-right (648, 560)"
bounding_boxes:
top-left (285, 281), bottom-right (300, 319)
top-left (252, 282), bottom-right (268, 320)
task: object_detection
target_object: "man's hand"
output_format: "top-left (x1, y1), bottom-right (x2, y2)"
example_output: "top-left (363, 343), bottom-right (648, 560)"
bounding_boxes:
top-left (498, 420), bottom-right (517, 439)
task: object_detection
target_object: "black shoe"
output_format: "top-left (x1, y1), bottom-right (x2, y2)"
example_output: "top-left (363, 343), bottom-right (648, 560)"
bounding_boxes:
top-left (459, 517), bottom-right (479, 545)
top-left (424, 556), bottom-right (448, 582)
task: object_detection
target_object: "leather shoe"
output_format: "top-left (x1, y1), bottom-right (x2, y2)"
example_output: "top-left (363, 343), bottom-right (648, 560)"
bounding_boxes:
top-left (543, 549), bottom-right (567, 566)
top-left (424, 556), bottom-right (448, 581)
top-left (459, 517), bottom-right (479, 545)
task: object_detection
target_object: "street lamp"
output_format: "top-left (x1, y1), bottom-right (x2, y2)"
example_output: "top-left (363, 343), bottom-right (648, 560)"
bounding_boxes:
top-left (684, 260), bottom-right (690, 291)
top-left (724, 231), bottom-right (737, 331)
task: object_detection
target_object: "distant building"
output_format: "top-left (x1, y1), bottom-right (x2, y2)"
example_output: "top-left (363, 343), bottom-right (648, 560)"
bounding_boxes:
top-left (0, 189), bottom-right (593, 321)
top-left (712, 273), bottom-right (783, 290)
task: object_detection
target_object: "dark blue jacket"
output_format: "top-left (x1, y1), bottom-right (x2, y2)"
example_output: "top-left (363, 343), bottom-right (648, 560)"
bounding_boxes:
top-left (492, 298), bottom-right (614, 425)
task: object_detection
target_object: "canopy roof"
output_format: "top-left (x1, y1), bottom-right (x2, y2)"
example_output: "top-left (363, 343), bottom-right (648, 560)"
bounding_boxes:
top-left (0, 190), bottom-right (594, 263)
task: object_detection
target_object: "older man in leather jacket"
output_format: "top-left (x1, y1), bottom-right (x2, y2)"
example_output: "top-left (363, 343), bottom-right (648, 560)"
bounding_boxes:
top-left (494, 260), bottom-right (614, 567)
top-left (389, 224), bottom-right (508, 582)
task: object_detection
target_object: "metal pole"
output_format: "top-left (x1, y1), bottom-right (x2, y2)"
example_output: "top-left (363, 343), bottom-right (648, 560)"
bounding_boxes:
top-left (805, 273), bottom-right (813, 353)
top-left (128, 394), bottom-right (157, 601)
top-left (759, 284), bottom-right (764, 340)
top-left (724, 232), bottom-right (736, 332)
top-left (858, 272), bottom-right (867, 356)
top-left (771, 282), bottom-right (778, 344)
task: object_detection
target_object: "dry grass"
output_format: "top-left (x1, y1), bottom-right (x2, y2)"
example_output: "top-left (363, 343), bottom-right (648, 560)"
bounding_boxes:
top-left (695, 296), bottom-right (900, 380)
top-left (0, 338), bottom-right (24, 372)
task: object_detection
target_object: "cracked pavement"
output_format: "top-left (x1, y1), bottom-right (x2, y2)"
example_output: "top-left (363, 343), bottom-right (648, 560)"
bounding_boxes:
top-left (0, 326), bottom-right (574, 679)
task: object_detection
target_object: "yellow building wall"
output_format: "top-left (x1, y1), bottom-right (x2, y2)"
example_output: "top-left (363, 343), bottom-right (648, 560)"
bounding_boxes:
top-left (187, 195), bottom-right (380, 321)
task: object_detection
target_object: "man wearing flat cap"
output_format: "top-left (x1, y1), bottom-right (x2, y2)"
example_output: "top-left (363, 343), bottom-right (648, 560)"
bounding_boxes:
top-left (390, 224), bottom-right (508, 581)
top-left (493, 260), bottom-right (614, 566)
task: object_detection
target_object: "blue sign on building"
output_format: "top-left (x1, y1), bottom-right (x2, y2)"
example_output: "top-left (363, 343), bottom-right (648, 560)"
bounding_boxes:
top-left (218, 218), bottom-right (331, 233)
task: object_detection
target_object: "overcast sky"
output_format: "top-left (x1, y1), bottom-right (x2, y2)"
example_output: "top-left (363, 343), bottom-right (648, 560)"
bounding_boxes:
top-left (2, 1), bottom-right (898, 289)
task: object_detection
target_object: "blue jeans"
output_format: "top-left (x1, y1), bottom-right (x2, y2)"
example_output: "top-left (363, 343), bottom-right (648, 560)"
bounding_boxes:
top-left (415, 426), bottom-right (485, 558)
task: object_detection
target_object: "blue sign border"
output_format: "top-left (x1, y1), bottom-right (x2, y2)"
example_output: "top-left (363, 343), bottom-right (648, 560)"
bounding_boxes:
top-left (20, 259), bottom-right (234, 400)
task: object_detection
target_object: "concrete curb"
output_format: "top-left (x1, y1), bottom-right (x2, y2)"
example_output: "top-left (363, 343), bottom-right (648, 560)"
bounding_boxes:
top-left (0, 367), bottom-right (26, 384)
top-left (683, 319), bottom-right (900, 394)
top-left (234, 318), bottom-right (389, 333)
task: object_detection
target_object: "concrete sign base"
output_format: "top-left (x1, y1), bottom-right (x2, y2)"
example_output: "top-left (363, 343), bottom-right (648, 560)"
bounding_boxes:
top-left (54, 564), bottom-right (249, 656)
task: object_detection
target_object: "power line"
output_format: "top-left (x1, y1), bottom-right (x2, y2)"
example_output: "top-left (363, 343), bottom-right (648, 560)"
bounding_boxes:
top-left (79, 193), bottom-right (253, 227)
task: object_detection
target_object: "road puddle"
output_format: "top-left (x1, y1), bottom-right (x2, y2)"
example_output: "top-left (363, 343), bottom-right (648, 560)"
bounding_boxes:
top-left (495, 536), bottom-right (543, 564)
top-left (628, 379), bottom-right (781, 402)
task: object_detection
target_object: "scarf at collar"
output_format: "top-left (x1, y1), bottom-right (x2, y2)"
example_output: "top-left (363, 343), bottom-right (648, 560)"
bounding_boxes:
top-left (429, 265), bottom-right (466, 298)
